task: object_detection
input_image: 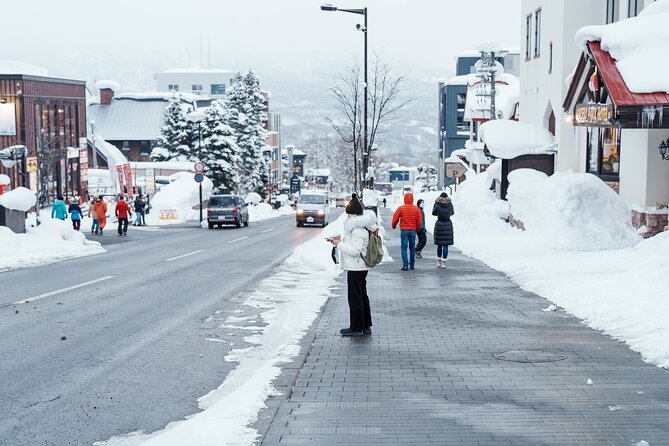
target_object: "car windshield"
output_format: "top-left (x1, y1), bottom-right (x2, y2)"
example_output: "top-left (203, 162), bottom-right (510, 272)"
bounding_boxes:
top-left (299, 195), bottom-right (326, 204)
top-left (209, 196), bottom-right (235, 207)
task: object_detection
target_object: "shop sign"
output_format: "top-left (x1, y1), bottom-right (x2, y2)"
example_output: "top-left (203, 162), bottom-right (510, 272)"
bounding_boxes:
top-left (574, 104), bottom-right (614, 126)
top-left (26, 156), bottom-right (37, 173)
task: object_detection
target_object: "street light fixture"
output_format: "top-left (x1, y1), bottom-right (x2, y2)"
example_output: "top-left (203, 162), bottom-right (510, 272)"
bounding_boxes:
top-left (659, 139), bottom-right (669, 160)
top-left (321, 3), bottom-right (369, 191)
top-left (186, 110), bottom-right (206, 223)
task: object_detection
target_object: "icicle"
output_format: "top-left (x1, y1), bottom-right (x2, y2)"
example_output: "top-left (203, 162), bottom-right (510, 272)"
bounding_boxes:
top-left (659, 106), bottom-right (664, 127)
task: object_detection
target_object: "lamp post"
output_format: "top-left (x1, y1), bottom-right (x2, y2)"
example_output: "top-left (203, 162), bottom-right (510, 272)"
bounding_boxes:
top-left (321, 3), bottom-right (368, 192)
top-left (186, 110), bottom-right (206, 223)
top-left (659, 139), bottom-right (669, 160)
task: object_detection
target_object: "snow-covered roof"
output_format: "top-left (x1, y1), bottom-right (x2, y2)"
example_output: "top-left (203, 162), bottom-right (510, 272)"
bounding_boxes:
top-left (88, 95), bottom-right (194, 141)
top-left (479, 120), bottom-right (556, 160)
top-left (115, 92), bottom-right (198, 103)
top-left (575, 0), bottom-right (669, 93)
top-left (307, 168), bottom-right (331, 176)
top-left (129, 161), bottom-right (195, 171)
top-left (88, 134), bottom-right (127, 167)
top-left (159, 68), bottom-right (234, 74)
top-left (389, 166), bottom-right (418, 172)
top-left (0, 60), bottom-right (48, 77)
top-left (446, 74), bottom-right (478, 86)
top-left (95, 80), bottom-right (120, 91)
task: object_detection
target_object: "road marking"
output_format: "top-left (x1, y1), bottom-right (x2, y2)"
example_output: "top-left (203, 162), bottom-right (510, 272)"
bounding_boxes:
top-left (260, 228), bottom-right (275, 234)
top-left (14, 276), bottom-right (115, 305)
top-left (165, 249), bottom-right (205, 262)
top-left (228, 236), bottom-right (248, 244)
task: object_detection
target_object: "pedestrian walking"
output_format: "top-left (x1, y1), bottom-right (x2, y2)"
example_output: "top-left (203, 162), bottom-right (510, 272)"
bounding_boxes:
top-left (89, 199), bottom-right (99, 234)
top-left (133, 194), bottom-right (145, 226)
top-left (68, 198), bottom-right (83, 231)
top-left (415, 199), bottom-right (427, 259)
top-left (51, 196), bottom-right (68, 220)
top-left (432, 192), bottom-right (455, 268)
top-left (329, 194), bottom-right (377, 337)
top-left (115, 195), bottom-right (132, 236)
top-left (382, 197), bottom-right (387, 208)
top-left (93, 195), bottom-right (108, 235)
top-left (391, 192), bottom-right (422, 271)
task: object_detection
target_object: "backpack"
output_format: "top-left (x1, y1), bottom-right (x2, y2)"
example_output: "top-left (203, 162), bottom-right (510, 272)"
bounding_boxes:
top-left (361, 228), bottom-right (384, 268)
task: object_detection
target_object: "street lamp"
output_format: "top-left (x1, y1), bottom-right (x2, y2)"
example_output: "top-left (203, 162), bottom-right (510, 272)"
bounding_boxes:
top-left (659, 139), bottom-right (669, 160)
top-left (321, 3), bottom-right (369, 191)
top-left (186, 110), bottom-right (206, 223)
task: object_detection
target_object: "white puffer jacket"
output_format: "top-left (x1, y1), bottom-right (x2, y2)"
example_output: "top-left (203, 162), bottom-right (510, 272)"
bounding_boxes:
top-left (338, 211), bottom-right (378, 271)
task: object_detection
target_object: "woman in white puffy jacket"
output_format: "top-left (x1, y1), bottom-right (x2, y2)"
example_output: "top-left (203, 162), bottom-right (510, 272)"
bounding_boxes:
top-left (330, 194), bottom-right (378, 337)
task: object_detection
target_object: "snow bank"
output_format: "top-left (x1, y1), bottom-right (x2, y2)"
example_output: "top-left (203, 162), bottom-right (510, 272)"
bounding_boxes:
top-left (479, 120), bottom-right (556, 159)
top-left (247, 203), bottom-right (294, 223)
top-left (0, 174), bottom-right (10, 186)
top-left (245, 192), bottom-right (262, 205)
top-left (0, 219), bottom-right (104, 271)
top-left (97, 218), bottom-right (345, 446)
top-left (575, 1), bottom-right (669, 93)
top-left (451, 168), bottom-right (669, 369)
top-left (0, 187), bottom-right (35, 211)
top-left (145, 174), bottom-right (213, 225)
top-left (507, 170), bottom-right (639, 250)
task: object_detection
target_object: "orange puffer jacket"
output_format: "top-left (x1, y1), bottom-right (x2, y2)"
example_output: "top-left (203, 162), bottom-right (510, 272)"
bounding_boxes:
top-left (391, 193), bottom-right (422, 231)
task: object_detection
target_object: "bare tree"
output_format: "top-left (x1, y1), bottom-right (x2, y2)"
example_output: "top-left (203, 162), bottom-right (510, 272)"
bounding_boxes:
top-left (326, 54), bottom-right (410, 192)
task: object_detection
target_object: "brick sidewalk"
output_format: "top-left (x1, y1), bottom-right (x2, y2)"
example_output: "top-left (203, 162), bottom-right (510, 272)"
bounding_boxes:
top-left (261, 210), bottom-right (669, 445)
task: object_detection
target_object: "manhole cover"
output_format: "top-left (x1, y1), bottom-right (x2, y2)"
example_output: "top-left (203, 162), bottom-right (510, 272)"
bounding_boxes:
top-left (493, 350), bottom-right (567, 363)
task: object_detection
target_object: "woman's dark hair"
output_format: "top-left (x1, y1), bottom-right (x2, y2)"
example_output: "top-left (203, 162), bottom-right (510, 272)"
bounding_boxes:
top-left (417, 199), bottom-right (424, 206)
top-left (57, 195), bottom-right (64, 201)
top-left (440, 192), bottom-right (448, 198)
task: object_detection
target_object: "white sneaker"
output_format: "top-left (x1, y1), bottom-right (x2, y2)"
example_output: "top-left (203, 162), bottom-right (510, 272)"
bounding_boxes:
top-left (440, 258), bottom-right (447, 268)
top-left (436, 258), bottom-right (442, 268)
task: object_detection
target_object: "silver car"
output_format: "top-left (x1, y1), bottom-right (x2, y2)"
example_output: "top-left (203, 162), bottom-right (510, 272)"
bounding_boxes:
top-left (296, 192), bottom-right (330, 227)
top-left (207, 195), bottom-right (249, 229)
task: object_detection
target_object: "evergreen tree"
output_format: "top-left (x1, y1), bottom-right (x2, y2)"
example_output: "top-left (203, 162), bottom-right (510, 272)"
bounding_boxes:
top-left (153, 96), bottom-right (194, 161)
top-left (200, 101), bottom-right (240, 193)
top-left (224, 71), bottom-right (267, 195)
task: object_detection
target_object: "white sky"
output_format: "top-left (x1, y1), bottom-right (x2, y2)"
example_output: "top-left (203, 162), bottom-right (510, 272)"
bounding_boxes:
top-left (1, 0), bottom-right (521, 86)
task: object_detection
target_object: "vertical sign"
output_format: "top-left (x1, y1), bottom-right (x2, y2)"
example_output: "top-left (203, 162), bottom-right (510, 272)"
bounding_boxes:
top-left (123, 162), bottom-right (133, 198)
top-left (116, 164), bottom-right (124, 195)
top-left (145, 167), bottom-right (156, 195)
top-left (79, 137), bottom-right (88, 200)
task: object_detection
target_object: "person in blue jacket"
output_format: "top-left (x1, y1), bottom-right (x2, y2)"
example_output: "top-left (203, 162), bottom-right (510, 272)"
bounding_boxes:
top-left (68, 198), bottom-right (83, 231)
top-left (51, 196), bottom-right (68, 221)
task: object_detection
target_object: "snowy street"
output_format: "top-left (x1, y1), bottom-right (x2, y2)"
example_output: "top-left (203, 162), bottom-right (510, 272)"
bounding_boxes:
top-left (0, 213), bottom-right (336, 445)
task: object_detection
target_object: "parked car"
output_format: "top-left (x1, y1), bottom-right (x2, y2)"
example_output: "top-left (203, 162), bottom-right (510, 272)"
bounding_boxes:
top-left (296, 191), bottom-right (330, 227)
top-left (334, 194), bottom-right (350, 208)
top-left (207, 195), bottom-right (249, 229)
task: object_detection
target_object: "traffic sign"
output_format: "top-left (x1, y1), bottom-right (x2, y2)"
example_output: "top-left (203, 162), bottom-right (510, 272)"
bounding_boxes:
top-left (194, 161), bottom-right (205, 173)
top-left (194, 173), bottom-right (204, 183)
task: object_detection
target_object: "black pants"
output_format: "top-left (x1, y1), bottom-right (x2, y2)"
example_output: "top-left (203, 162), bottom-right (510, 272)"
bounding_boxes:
top-left (72, 219), bottom-right (81, 231)
top-left (117, 218), bottom-right (128, 235)
top-left (347, 270), bottom-right (372, 331)
top-left (416, 228), bottom-right (427, 253)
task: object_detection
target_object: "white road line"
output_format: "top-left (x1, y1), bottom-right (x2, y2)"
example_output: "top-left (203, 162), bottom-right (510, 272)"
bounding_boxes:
top-left (165, 249), bottom-right (205, 262)
top-left (228, 236), bottom-right (249, 244)
top-left (260, 228), bottom-right (275, 234)
top-left (14, 276), bottom-right (115, 305)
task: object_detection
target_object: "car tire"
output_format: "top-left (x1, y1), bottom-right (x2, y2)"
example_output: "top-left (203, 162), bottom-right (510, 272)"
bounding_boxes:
top-left (243, 218), bottom-right (249, 227)
top-left (296, 222), bottom-right (303, 227)
top-left (235, 219), bottom-right (241, 228)
top-left (208, 222), bottom-right (214, 229)
top-left (217, 223), bottom-right (222, 229)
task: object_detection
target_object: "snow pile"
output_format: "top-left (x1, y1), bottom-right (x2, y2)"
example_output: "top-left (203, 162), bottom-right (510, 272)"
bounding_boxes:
top-left (464, 73), bottom-right (519, 121)
top-left (362, 188), bottom-right (378, 208)
top-left (0, 187), bottom-right (36, 211)
top-left (145, 174), bottom-right (213, 225)
top-left (479, 120), bottom-right (556, 159)
top-left (450, 168), bottom-right (669, 369)
top-left (507, 170), bottom-right (639, 250)
top-left (0, 219), bottom-right (104, 271)
top-left (95, 80), bottom-right (121, 91)
top-left (575, 1), bottom-right (669, 93)
top-left (97, 218), bottom-right (345, 446)
top-left (0, 174), bottom-right (10, 186)
top-left (244, 192), bottom-right (262, 205)
top-left (247, 203), bottom-right (294, 223)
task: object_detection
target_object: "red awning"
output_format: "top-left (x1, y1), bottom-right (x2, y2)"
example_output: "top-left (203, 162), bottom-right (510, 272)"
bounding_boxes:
top-left (588, 41), bottom-right (669, 107)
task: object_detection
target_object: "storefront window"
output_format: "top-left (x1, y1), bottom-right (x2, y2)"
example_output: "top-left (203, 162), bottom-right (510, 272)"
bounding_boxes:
top-left (587, 127), bottom-right (620, 177)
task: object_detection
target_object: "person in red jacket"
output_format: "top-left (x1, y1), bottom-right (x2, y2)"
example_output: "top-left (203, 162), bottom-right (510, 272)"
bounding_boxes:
top-left (115, 195), bottom-right (133, 236)
top-left (391, 192), bottom-right (422, 271)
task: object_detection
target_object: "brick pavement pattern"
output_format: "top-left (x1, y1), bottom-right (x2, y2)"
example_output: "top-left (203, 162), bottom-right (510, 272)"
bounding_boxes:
top-left (261, 210), bottom-right (669, 445)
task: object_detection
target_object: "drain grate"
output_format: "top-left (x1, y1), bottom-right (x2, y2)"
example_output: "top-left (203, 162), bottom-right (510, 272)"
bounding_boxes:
top-left (493, 350), bottom-right (567, 363)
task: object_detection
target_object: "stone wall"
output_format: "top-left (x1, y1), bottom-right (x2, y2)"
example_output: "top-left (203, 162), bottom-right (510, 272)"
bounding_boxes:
top-left (631, 209), bottom-right (669, 238)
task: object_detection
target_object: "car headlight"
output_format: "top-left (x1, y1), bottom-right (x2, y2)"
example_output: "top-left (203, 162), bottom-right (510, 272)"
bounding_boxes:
top-left (297, 209), bottom-right (304, 215)
top-left (317, 209), bottom-right (325, 216)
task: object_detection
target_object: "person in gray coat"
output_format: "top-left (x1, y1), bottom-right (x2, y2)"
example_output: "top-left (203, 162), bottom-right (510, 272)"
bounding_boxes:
top-left (432, 192), bottom-right (454, 268)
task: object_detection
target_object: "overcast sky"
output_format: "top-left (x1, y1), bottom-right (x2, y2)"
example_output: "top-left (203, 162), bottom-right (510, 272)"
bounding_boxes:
top-left (2, 0), bottom-right (521, 88)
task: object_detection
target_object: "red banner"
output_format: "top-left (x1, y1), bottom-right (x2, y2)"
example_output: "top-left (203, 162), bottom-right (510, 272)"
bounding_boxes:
top-left (116, 164), bottom-right (124, 195)
top-left (123, 162), bottom-right (133, 198)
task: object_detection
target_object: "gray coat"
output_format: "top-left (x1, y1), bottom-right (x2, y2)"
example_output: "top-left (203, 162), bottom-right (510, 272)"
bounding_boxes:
top-left (432, 197), bottom-right (454, 246)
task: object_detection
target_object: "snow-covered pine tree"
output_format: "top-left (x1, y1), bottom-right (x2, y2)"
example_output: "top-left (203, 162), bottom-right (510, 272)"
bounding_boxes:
top-left (200, 100), bottom-right (240, 193)
top-left (224, 71), bottom-right (267, 195)
top-left (153, 96), bottom-right (194, 161)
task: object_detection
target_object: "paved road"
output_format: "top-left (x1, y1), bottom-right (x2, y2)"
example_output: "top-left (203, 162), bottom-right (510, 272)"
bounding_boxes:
top-left (261, 209), bottom-right (669, 445)
top-left (0, 214), bottom-right (331, 446)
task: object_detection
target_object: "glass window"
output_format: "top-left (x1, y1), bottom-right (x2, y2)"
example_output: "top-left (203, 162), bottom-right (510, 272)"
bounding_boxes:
top-left (192, 84), bottom-right (203, 91)
top-left (627, 0), bottom-right (640, 17)
top-left (168, 84), bottom-right (179, 92)
top-left (211, 84), bottom-right (226, 95)
top-left (299, 194), bottom-right (326, 204)
top-left (525, 14), bottom-right (532, 60)
top-left (607, 0), bottom-right (620, 23)
top-left (587, 127), bottom-right (620, 176)
top-left (534, 9), bottom-right (542, 58)
top-left (208, 196), bottom-right (235, 207)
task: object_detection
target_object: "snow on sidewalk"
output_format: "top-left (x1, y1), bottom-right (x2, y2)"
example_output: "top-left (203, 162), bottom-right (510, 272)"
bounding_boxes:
top-left (96, 216), bottom-right (347, 446)
top-left (414, 168), bottom-right (669, 369)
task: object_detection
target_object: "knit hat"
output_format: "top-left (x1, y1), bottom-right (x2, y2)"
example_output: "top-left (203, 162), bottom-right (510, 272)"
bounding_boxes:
top-left (346, 193), bottom-right (364, 215)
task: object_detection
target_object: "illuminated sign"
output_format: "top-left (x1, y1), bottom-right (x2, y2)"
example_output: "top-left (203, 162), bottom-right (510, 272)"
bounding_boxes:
top-left (574, 104), bottom-right (614, 126)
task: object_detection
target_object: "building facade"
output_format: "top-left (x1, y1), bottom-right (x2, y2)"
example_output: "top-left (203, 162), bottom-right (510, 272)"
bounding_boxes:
top-left (0, 70), bottom-right (87, 203)
top-left (154, 68), bottom-right (235, 99)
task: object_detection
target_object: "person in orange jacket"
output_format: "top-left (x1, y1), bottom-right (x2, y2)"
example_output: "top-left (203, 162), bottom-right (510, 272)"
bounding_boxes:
top-left (391, 192), bottom-right (422, 271)
top-left (115, 195), bottom-right (132, 236)
top-left (93, 196), bottom-right (108, 235)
